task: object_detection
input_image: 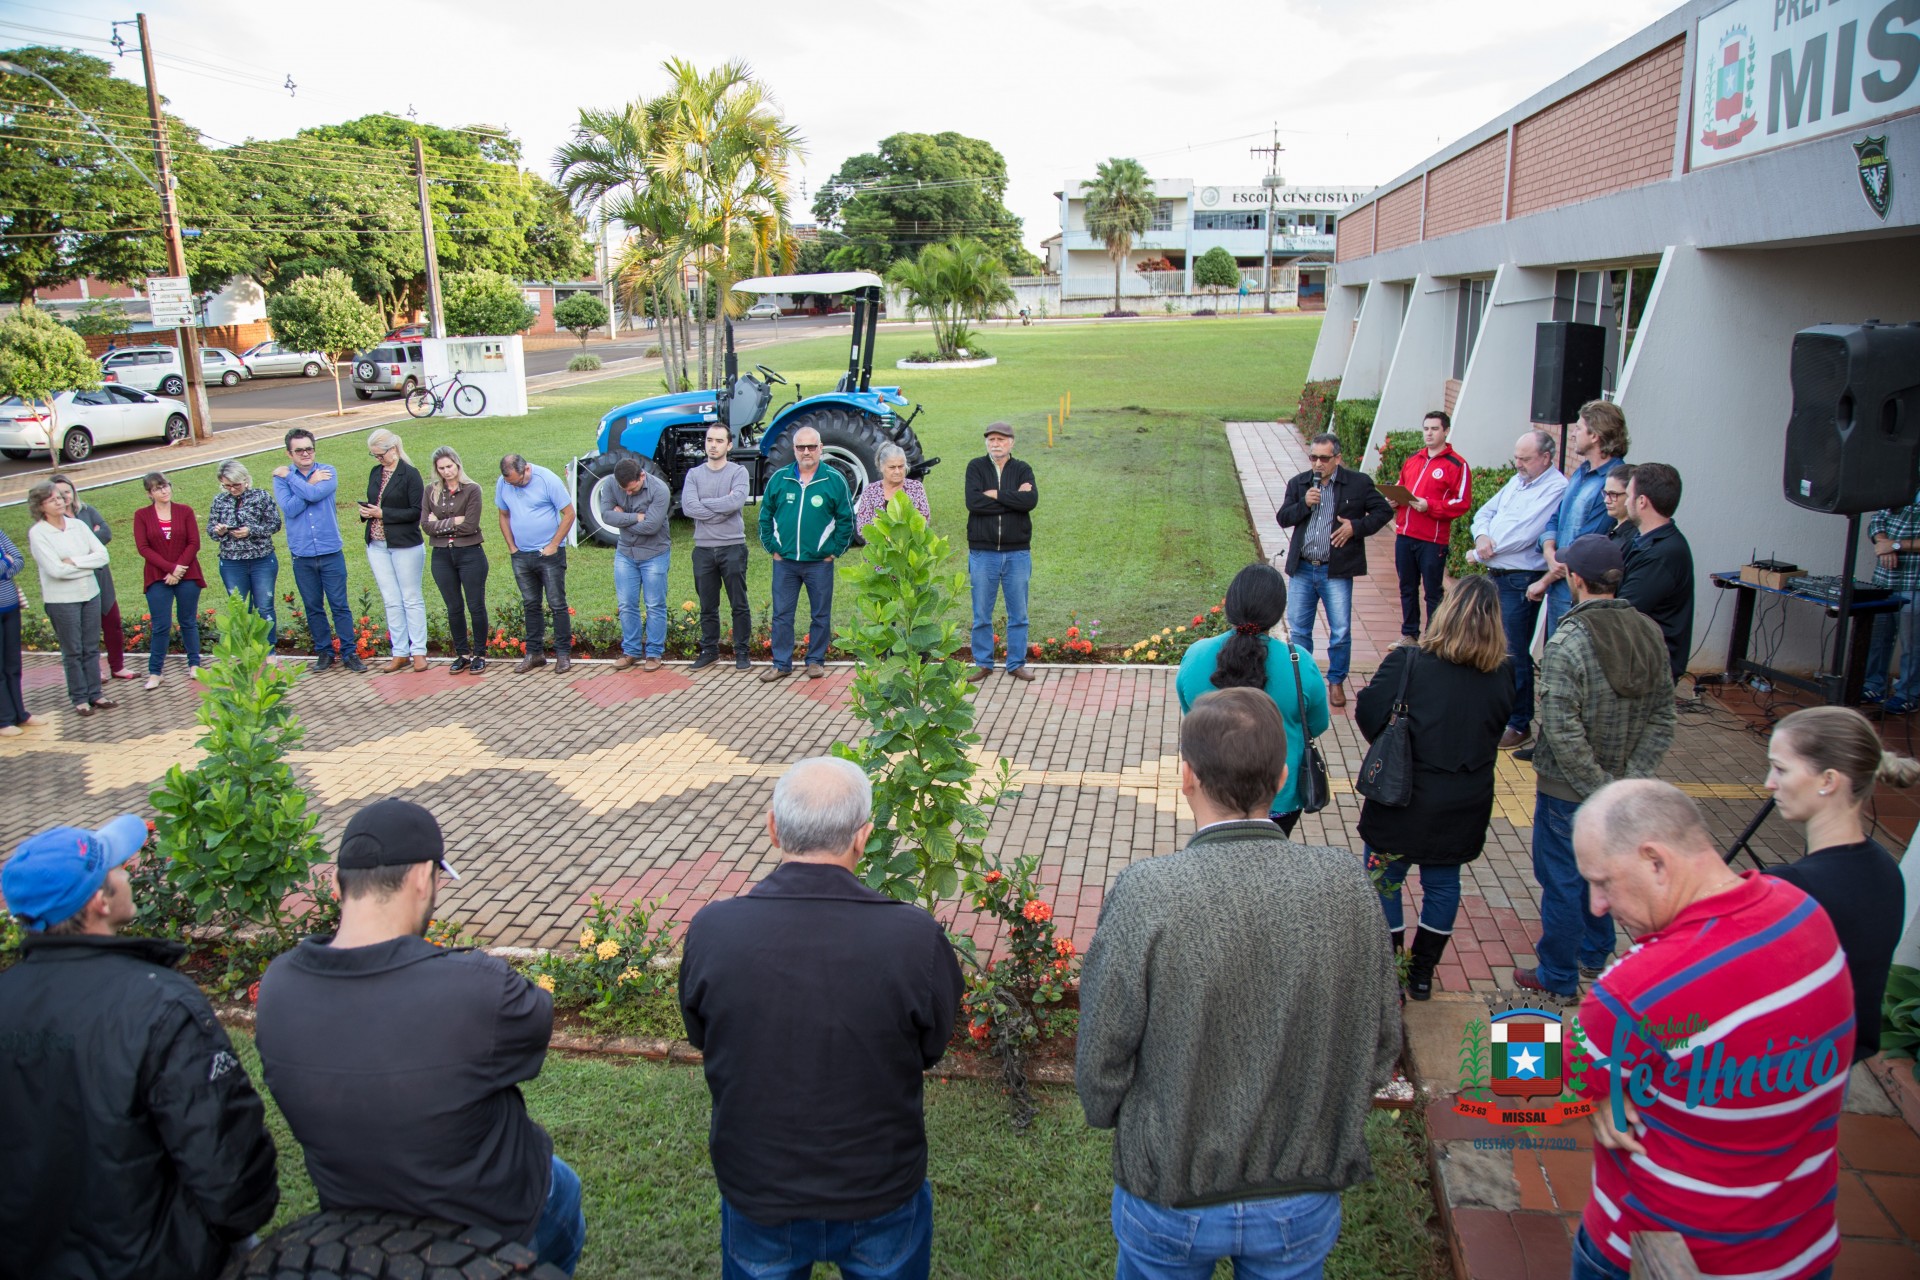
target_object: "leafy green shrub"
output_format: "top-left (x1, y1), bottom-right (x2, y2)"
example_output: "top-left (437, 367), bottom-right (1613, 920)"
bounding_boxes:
top-left (1372, 428), bottom-right (1423, 487)
top-left (524, 895), bottom-right (677, 1029)
top-left (1451, 466), bottom-right (1517, 578)
top-left (832, 492), bottom-right (1011, 908)
top-left (1294, 378), bottom-right (1340, 434)
top-left (1330, 397), bottom-right (1379, 466)
top-left (567, 354), bottom-right (602, 372)
top-left (958, 856), bottom-right (1079, 1127)
top-left (1884, 964), bottom-right (1920, 1065)
top-left (552, 293), bottom-right (610, 347)
top-left (148, 592), bottom-right (326, 940)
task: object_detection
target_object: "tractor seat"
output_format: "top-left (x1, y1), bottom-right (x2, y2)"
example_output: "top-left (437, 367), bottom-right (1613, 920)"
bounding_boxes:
top-left (728, 374), bottom-right (771, 430)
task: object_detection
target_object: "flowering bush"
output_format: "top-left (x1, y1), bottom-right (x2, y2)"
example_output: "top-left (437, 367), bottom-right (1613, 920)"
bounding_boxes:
top-left (1118, 600), bottom-right (1227, 664)
top-left (959, 856), bottom-right (1078, 1126)
top-left (1027, 616), bottom-right (1103, 664)
top-left (522, 895), bottom-right (676, 1025)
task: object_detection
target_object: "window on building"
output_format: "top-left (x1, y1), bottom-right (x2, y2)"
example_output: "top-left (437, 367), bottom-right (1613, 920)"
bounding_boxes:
top-left (1151, 201), bottom-right (1174, 232)
top-left (1194, 211), bottom-right (1264, 231)
top-left (1452, 277), bottom-right (1492, 379)
top-left (1551, 262), bottom-right (1660, 393)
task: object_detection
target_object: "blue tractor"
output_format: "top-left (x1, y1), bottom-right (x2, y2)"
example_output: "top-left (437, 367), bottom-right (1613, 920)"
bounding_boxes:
top-left (572, 271), bottom-right (936, 544)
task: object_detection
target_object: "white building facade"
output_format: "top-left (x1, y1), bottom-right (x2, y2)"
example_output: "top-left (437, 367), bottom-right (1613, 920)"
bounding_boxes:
top-left (1057, 179), bottom-right (1370, 307)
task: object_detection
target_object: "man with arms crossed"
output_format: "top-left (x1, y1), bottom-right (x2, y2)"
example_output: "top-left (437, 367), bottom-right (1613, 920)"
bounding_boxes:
top-left (682, 424), bottom-right (754, 671)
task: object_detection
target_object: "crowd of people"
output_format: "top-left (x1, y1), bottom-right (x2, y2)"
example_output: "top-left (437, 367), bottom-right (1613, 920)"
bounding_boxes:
top-left (0, 402), bottom-right (1910, 1280)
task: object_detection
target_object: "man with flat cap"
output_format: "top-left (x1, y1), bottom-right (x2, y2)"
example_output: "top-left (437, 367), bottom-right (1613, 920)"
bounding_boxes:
top-left (0, 813), bottom-right (279, 1280)
top-left (965, 422), bottom-right (1039, 683)
top-left (254, 798), bottom-right (586, 1275)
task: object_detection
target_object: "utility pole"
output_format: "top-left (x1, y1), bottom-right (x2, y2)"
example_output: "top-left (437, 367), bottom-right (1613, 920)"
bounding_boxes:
top-left (1251, 124), bottom-right (1285, 315)
top-left (412, 136), bottom-right (446, 338)
top-left (135, 13), bottom-right (211, 443)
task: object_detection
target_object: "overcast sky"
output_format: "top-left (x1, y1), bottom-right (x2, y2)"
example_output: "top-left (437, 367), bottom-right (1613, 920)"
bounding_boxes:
top-left (6, 0), bottom-right (1678, 254)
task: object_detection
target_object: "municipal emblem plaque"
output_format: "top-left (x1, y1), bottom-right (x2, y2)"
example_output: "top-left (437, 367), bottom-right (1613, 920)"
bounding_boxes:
top-left (1855, 136), bottom-right (1892, 220)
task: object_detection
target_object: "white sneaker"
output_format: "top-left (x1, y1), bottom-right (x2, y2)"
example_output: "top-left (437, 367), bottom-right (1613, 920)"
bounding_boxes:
top-left (0, 724), bottom-right (21, 737)
top-left (144, 675), bottom-right (161, 691)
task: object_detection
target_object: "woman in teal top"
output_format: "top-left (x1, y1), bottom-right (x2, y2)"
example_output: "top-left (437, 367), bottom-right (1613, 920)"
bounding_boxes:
top-left (1175, 563), bottom-right (1332, 835)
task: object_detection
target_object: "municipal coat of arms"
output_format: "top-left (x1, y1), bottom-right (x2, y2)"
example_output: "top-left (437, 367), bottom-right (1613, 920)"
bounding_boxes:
top-left (1856, 136), bottom-right (1892, 220)
top-left (1698, 25), bottom-right (1758, 152)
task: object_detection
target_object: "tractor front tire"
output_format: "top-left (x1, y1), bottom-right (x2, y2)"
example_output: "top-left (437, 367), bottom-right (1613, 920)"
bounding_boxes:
top-left (765, 406), bottom-right (895, 499)
top-left (229, 1208), bottom-right (569, 1278)
top-left (573, 450), bottom-right (664, 548)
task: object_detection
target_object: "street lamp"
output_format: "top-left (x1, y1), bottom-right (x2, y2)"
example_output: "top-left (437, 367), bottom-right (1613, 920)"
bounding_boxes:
top-left (0, 59), bottom-right (159, 194)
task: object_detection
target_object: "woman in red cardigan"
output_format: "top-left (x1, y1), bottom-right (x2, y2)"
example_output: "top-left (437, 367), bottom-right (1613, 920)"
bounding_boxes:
top-left (132, 470), bottom-right (208, 688)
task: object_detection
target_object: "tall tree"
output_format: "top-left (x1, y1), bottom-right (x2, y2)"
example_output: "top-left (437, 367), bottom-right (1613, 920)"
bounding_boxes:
top-left (1083, 157), bottom-right (1155, 316)
top-left (814, 132), bottom-right (1040, 276)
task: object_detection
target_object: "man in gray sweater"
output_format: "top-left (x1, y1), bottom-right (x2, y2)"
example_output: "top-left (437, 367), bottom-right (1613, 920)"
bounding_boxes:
top-left (1077, 687), bottom-right (1401, 1278)
top-left (681, 424), bottom-right (753, 671)
top-left (604, 457), bottom-right (672, 671)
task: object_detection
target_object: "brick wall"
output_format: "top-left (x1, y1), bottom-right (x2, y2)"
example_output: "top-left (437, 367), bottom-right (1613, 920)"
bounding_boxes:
top-left (81, 321), bottom-right (274, 358)
top-left (1423, 134), bottom-right (1509, 240)
top-left (39, 278), bottom-right (142, 302)
top-left (1335, 203), bottom-right (1376, 263)
top-left (1374, 182), bottom-right (1423, 253)
top-left (1443, 378), bottom-right (1462, 415)
top-left (1508, 37), bottom-right (1684, 219)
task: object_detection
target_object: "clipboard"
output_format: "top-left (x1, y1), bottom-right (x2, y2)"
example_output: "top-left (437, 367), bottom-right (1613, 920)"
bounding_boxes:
top-left (1378, 483), bottom-right (1416, 505)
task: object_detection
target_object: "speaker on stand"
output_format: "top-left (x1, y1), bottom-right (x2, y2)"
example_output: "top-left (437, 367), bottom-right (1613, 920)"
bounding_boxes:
top-left (1781, 321), bottom-right (1920, 702)
top-left (1531, 321), bottom-right (1605, 457)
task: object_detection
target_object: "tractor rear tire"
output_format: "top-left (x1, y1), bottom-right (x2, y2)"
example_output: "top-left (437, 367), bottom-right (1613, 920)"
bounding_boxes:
top-left (226, 1208), bottom-right (569, 1278)
top-left (765, 406), bottom-right (897, 499)
top-left (573, 450), bottom-right (663, 548)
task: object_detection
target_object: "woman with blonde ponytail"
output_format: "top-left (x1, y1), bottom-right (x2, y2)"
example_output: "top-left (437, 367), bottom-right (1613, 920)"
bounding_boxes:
top-left (1764, 706), bottom-right (1915, 1062)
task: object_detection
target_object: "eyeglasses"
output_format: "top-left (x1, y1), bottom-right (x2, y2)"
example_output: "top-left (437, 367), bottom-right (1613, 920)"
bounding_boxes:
top-left (1603, 490), bottom-right (1628, 501)
top-left (1308, 453), bottom-right (1337, 462)
top-left (794, 444), bottom-right (821, 451)
top-left (290, 446), bottom-right (315, 455)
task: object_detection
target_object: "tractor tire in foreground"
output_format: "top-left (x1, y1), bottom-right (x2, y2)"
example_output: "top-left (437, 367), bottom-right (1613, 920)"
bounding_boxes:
top-left (572, 449), bottom-right (665, 548)
top-left (764, 406), bottom-right (901, 498)
top-left (226, 1208), bottom-right (568, 1279)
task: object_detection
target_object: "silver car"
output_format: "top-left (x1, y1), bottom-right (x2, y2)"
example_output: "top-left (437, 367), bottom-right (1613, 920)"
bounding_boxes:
top-left (351, 343), bottom-right (424, 400)
top-left (240, 340), bottom-right (331, 379)
top-left (199, 347), bottom-right (253, 386)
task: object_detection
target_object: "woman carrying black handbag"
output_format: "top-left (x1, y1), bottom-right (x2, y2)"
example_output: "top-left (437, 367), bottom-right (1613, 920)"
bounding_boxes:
top-left (1355, 575), bottom-right (1512, 998)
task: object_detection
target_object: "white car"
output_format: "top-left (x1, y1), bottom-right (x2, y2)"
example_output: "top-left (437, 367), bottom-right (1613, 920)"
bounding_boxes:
top-left (99, 344), bottom-right (254, 393)
top-left (0, 386), bottom-right (192, 463)
top-left (240, 340), bottom-right (331, 379)
top-left (744, 301), bottom-right (781, 319)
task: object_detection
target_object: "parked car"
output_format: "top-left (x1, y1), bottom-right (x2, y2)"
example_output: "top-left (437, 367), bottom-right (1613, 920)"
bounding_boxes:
top-left (351, 343), bottom-right (424, 400)
top-left (0, 386), bottom-right (191, 462)
top-left (99, 345), bottom-right (253, 393)
top-left (384, 323), bottom-right (428, 343)
top-left (240, 340), bottom-right (331, 379)
top-left (744, 301), bottom-right (781, 319)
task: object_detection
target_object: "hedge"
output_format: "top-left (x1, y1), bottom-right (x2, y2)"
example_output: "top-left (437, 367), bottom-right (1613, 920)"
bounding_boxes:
top-left (1330, 398), bottom-right (1378, 469)
top-left (1294, 378), bottom-right (1340, 435)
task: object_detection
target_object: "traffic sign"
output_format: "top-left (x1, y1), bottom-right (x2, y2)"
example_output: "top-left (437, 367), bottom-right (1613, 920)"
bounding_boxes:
top-left (146, 275), bottom-right (195, 327)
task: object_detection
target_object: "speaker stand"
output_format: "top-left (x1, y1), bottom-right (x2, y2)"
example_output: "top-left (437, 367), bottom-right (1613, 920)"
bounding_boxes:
top-left (1822, 513), bottom-right (1863, 706)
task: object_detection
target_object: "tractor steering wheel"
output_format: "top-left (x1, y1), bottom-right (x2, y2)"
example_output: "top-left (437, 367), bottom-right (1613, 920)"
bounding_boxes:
top-left (754, 364), bottom-right (787, 385)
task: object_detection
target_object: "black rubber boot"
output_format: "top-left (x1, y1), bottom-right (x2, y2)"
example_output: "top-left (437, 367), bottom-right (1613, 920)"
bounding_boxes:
top-left (1407, 927), bottom-right (1450, 1001)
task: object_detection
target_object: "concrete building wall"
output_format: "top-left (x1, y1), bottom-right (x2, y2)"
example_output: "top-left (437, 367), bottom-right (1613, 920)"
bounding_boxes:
top-left (1370, 273), bottom-right (1456, 453)
top-left (1307, 285), bottom-right (1364, 381)
top-left (1508, 38), bottom-right (1686, 218)
top-left (1444, 265), bottom-right (1559, 463)
top-left (1423, 136), bottom-right (1508, 240)
top-left (1339, 280), bottom-right (1408, 400)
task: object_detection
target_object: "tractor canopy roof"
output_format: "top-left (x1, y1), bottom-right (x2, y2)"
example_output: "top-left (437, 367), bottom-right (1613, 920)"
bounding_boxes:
top-left (732, 271), bottom-right (883, 295)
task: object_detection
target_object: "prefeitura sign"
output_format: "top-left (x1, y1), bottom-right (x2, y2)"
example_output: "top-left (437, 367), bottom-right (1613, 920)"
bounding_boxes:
top-left (1691, 0), bottom-right (1920, 169)
top-left (146, 275), bottom-right (195, 327)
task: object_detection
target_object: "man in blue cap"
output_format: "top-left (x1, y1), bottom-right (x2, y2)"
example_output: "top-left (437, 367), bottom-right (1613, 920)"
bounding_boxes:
top-left (0, 815), bottom-right (280, 1280)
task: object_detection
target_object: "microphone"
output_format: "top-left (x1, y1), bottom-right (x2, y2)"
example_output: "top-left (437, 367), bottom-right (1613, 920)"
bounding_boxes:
top-left (1311, 474), bottom-right (1323, 490)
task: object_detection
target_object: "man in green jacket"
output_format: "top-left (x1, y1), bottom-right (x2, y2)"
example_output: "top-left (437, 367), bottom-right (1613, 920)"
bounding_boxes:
top-left (757, 425), bottom-right (855, 681)
top-left (1515, 534), bottom-right (1675, 1002)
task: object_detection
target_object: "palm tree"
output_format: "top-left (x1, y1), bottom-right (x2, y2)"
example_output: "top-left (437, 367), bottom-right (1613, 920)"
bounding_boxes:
top-left (1083, 157), bottom-right (1155, 315)
top-left (886, 238), bottom-right (1014, 360)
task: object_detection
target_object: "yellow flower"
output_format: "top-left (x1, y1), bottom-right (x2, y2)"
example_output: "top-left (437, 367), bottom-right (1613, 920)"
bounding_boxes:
top-left (1176, 625), bottom-right (1187, 633)
top-left (682, 600), bottom-right (696, 612)
top-left (619, 966), bottom-right (642, 983)
top-left (596, 939), bottom-right (620, 961)
top-left (1146, 650), bottom-right (1160, 661)
top-left (534, 975), bottom-right (555, 993)
top-left (578, 928), bottom-right (597, 950)
top-left (1162, 627), bottom-right (1172, 635)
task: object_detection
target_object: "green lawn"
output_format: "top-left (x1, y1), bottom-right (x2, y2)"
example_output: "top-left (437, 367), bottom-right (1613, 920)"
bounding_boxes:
top-left (231, 1031), bottom-right (1445, 1280)
top-left (4, 317), bottom-right (1317, 647)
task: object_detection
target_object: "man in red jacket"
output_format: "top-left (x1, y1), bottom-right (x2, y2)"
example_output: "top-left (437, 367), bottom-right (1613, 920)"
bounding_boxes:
top-left (1388, 412), bottom-right (1472, 643)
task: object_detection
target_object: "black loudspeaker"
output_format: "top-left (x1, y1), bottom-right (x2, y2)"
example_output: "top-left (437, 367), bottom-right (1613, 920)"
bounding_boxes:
top-left (1783, 322), bottom-right (1920, 514)
top-left (1530, 322), bottom-right (1605, 425)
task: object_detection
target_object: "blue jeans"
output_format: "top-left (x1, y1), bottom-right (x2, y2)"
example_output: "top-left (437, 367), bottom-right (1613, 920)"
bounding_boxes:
top-left (1110, 1185), bottom-right (1340, 1280)
top-left (292, 551), bottom-right (354, 657)
top-left (615, 552), bottom-right (670, 658)
top-left (1492, 570), bottom-right (1544, 732)
top-left (969, 549), bottom-right (1032, 670)
top-left (1531, 792), bottom-right (1614, 994)
top-left (770, 556), bottom-right (835, 671)
top-left (1285, 564), bottom-right (1352, 684)
top-left (529, 1155), bottom-right (586, 1275)
top-left (1369, 850), bottom-right (1461, 935)
top-left (1394, 535), bottom-right (1447, 638)
top-left (1864, 598), bottom-right (1920, 702)
top-left (144, 579), bottom-right (202, 674)
top-left (218, 556), bottom-right (277, 647)
top-left (721, 1180), bottom-right (932, 1280)
top-left (365, 541), bottom-right (428, 657)
top-left (1544, 576), bottom-right (1574, 639)
top-left (1569, 1226), bottom-right (1828, 1280)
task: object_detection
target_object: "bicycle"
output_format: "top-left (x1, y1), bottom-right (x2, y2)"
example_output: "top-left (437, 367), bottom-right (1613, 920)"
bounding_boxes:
top-left (404, 372), bottom-right (487, 419)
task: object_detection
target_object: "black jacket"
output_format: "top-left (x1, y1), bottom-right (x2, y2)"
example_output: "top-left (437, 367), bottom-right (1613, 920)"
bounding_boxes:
top-left (679, 861), bottom-right (963, 1224)
top-left (1619, 521), bottom-right (1694, 681)
top-left (363, 460), bottom-right (425, 548)
top-left (1276, 466), bottom-right (1394, 578)
top-left (0, 934), bottom-right (279, 1280)
top-left (254, 935), bottom-right (555, 1242)
top-left (1355, 645), bottom-right (1514, 864)
top-left (964, 455), bottom-right (1039, 551)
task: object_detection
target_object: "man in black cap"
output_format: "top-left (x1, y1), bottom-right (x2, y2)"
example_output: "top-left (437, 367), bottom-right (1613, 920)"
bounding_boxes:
top-left (254, 798), bottom-right (586, 1275)
top-left (1514, 534), bottom-right (1674, 1003)
top-left (964, 422), bottom-right (1039, 683)
top-left (0, 814), bottom-right (279, 1280)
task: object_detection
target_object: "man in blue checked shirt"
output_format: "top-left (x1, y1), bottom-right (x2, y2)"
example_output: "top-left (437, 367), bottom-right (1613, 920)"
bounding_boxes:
top-left (1528, 401), bottom-right (1629, 637)
top-left (1866, 491), bottom-right (1920, 715)
top-left (272, 428), bottom-right (367, 673)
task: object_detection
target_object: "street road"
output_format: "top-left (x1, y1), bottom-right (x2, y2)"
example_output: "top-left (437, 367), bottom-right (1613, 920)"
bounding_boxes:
top-left (0, 313), bottom-right (846, 481)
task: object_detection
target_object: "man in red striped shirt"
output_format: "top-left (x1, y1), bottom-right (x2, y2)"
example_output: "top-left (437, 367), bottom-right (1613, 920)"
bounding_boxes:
top-left (1387, 411), bottom-right (1472, 643)
top-left (1569, 780), bottom-right (1851, 1280)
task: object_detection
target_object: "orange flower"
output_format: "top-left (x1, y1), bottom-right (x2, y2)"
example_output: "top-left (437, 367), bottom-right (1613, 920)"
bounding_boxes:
top-left (1022, 899), bottom-right (1053, 923)
top-left (1192, 614), bottom-right (1204, 627)
top-left (984, 870), bottom-right (1003, 885)
top-left (1053, 958), bottom-right (1070, 972)
top-left (1066, 626), bottom-right (1079, 639)
top-left (969, 1022), bottom-right (989, 1043)
top-left (1055, 937), bottom-right (1075, 957)
top-left (1210, 605), bottom-right (1222, 614)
